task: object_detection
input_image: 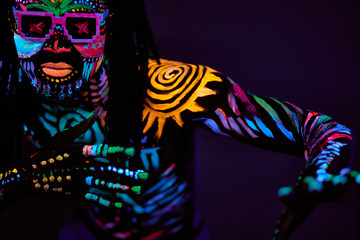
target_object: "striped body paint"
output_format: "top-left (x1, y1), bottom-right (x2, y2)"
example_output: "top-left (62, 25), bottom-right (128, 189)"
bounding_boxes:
top-left (16, 58), bottom-right (353, 240)
top-left (143, 59), bottom-right (222, 140)
top-left (92, 58), bottom-right (352, 239)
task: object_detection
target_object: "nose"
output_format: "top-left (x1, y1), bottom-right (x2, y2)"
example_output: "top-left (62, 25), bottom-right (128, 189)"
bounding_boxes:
top-left (43, 25), bottom-right (72, 54)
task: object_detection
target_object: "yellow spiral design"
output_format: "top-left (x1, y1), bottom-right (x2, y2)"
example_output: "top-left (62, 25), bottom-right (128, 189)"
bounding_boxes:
top-left (143, 59), bottom-right (223, 140)
top-left (147, 60), bottom-right (205, 109)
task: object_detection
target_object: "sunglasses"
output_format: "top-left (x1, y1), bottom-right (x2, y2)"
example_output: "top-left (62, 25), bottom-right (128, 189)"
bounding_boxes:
top-left (13, 9), bottom-right (109, 43)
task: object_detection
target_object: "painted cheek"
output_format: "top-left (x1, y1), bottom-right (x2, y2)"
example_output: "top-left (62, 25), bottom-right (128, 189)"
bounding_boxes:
top-left (73, 35), bottom-right (106, 58)
top-left (14, 33), bottom-right (44, 59)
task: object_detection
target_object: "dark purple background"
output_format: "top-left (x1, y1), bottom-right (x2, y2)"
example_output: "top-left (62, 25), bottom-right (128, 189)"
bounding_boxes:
top-left (0, 1), bottom-right (359, 239)
top-left (145, 0), bottom-right (360, 239)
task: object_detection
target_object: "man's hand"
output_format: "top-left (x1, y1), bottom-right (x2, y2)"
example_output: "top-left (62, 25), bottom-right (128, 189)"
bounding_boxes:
top-left (273, 167), bottom-right (360, 240)
top-left (0, 110), bottom-right (149, 209)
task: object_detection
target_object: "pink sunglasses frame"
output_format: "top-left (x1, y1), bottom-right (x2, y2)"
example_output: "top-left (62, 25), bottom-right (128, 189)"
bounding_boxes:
top-left (13, 9), bottom-right (109, 43)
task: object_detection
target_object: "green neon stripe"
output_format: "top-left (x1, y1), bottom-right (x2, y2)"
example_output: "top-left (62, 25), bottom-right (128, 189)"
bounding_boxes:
top-left (60, 4), bottom-right (93, 14)
top-left (114, 202), bottom-right (122, 208)
top-left (253, 95), bottom-right (279, 118)
top-left (26, 4), bottom-right (54, 12)
top-left (59, 0), bottom-right (74, 9)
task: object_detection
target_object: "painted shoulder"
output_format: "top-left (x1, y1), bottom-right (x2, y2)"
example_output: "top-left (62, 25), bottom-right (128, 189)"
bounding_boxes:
top-left (142, 58), bottom-right (223, 140)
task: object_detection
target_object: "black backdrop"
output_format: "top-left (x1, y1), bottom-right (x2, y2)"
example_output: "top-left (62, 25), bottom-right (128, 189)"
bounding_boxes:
top-left (145, 0), bottom-right (360, 239)
top-left (0, 1), bottom-right (359, 239)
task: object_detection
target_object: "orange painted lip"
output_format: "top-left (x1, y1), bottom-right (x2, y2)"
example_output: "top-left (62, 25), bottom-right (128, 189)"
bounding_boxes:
top-left (41, 62), bottom-right (74, 78)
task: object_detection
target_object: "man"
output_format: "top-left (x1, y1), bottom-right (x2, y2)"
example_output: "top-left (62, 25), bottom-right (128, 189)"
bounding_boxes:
top-left (0, 0), bottom-right (356, 239)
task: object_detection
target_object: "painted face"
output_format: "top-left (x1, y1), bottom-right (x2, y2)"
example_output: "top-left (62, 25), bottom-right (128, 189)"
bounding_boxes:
top-left (13, 0), bottom-right (109, 102)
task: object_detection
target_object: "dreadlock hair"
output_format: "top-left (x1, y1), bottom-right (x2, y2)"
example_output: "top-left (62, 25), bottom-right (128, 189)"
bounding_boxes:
top-left (0, 0), bottom-right (160, 169)
top-left (0, 0), bottom-right (23, 169)
top-left (105, 0), bottom-right (159, 152)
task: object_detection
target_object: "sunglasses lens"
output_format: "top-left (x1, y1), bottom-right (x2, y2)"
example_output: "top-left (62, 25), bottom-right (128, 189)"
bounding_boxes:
top-left (21, 15), bottom-right (52, 38)
top-left (66, 17), bottom-right (97, 40)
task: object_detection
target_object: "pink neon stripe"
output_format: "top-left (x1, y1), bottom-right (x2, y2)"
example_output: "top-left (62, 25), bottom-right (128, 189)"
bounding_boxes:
top-left (43, 47), bottom-right (71, 54)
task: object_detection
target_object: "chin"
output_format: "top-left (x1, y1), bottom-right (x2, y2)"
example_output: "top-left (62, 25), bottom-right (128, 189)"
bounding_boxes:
top-left (19, 54), bottom-right (103, 103)
top-left (19, 58), bottom-right (84, 102)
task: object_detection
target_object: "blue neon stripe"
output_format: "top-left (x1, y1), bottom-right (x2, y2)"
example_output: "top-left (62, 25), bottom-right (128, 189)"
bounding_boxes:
top-left (254, 117), bottom-right (274, 138)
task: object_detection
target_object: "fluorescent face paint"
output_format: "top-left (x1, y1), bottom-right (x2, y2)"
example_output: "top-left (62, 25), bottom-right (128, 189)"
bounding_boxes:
top-left (13, 0), bottom-right (109, 102)
top-left (14, 33), bottom-right (44, 58)
top-left (74, 35), bottom-right (106, 58)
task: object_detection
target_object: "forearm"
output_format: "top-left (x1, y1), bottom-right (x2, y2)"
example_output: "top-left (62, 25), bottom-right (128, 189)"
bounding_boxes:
top-left (0, 142), bottom-right (147, 209)
top-left (302, 111), bottom-right (354, 173)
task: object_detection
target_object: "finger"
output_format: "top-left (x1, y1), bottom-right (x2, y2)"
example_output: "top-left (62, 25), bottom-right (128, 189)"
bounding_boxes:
top-left (273, 206), bottom-right (294, 240)
top-left (81, 144), bottom-right (136, 159)
top-left (347, 170), bottom-right (360, 184)
top-left (84, 174), bottom-right (144, 196)
top-left (278, 186), bottom-right (294, 205)
top-left (332, 175), bottom-right (348, 186)
top-left (274, 201), bottom-right (317, 240)
top-left (85, 187), bottom-right (123, 209)
top-left (302, 176), bottom-right (324, 194)
top-left (38, 110), bottom-right (98, 156)
top-left (31, 168), bottom-right (76, 194)
top-left (29, 153), bottom-right (70, 170)
top-left (52, 110), bottom-right (99, 144)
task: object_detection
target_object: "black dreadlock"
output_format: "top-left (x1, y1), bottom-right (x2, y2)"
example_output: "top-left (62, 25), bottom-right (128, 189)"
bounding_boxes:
top-left (106, 0), bottom-right (159, 147)
top-left (0, 1), bottom-right (23, 169)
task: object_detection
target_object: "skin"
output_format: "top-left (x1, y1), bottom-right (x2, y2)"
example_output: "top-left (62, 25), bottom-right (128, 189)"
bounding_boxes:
top-left (6, 1), bottom-right (355, 239)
